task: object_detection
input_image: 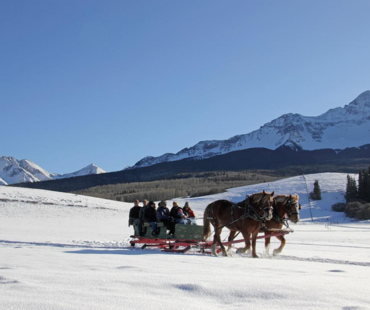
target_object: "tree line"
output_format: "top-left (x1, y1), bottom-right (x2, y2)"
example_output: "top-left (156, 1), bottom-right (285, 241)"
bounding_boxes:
top-left (73, 170), bottom-right (280, 202)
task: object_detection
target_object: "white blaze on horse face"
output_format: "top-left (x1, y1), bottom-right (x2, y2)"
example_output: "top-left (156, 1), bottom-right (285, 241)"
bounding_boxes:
top-left (291, 202), bottom-right (300, 223)
top-left (288, 195), bottom-right (300, 223)
top-left (266, 205), bottom-right (273, 221)
top-left (262, 194), bottom-right (274, 221)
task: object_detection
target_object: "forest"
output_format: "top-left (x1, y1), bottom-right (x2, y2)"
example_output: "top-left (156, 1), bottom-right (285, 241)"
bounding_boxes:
top-left (74, 170), bottom-right (280, 202)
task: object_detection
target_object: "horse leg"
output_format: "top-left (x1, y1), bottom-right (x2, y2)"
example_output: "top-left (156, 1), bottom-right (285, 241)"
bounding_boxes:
top-left (211, 241), bottom-right (218, 256)
top-left (265, 234), bottom-right (271, 256)
top-left (251, 231), bottom-right (259, 258)
top-left (211, 222), bottom-right (219, 256)
top-left (218, 228), bottom-right (228, 256)
top-left (227, 230), bottom-right (237, 255)
top-left (273, 235), bottom-right (286, 256)
top-left (236, 231), bottom-right (251, 254)
top-left (212, 226), bottom-right (228, 256)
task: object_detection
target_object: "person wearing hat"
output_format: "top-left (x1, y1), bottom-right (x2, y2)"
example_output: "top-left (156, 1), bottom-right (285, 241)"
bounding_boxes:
top-left (157, 200), bottom-right (175, 235)
top-left (143, 201), bottom-right (160, 236)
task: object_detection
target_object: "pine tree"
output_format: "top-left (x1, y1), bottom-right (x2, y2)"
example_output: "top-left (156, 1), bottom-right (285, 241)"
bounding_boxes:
top-left (345, 174), bottom-right (358, 202)
top-left (310, 180), bottom-right (322, 200)
top-left (358, 167), bottom-right (370, 202)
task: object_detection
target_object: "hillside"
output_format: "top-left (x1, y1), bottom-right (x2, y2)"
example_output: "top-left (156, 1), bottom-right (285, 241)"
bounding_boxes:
top-left (13, 144), bottom-right (370, 194)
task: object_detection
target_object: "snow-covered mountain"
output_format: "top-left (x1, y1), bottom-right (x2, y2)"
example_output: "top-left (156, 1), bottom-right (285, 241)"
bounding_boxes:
top-left (55, 164), bottom-right (106, 180)
top-left (0, 156), bottom-right (106, 185)
top-left (132, 91), bottom-right (370, 169)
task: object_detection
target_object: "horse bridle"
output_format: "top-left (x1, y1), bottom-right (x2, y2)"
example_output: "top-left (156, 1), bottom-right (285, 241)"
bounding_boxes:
top-left (272, 196), bottom-right (300, 227)
top-left (244, 194), bottom-right (273, 222)
top-left (286, 197), bottom-right (301, 219)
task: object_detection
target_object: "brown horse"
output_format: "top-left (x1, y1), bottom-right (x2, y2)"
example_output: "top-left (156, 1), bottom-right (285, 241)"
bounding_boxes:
top-left (202, 190), bottom-right (274, 257)
top-left (226, 194), bottom-right (301, 256)
top-left (263, 194), bottom-right (300, 256)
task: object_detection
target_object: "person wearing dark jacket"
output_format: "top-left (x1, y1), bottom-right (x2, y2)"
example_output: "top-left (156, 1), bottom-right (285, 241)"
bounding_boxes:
top-left (157, 200), bottom-right (175, 235)
top-left (138, 199), bottom-right (149, 235)
top-left (144, 201), bottom-right (160, 236)
top-left (139, 199), bottom-right (149, 222)
top-left (170, 201), bottom-right (191, 225)
top-left (129, 199), bottom-right (142, 235)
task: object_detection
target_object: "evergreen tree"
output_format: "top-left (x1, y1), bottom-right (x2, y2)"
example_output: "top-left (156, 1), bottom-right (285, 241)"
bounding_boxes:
top-left (345, 174), bottom-right (358, 202)
top-left (358, 167), bottom-right (370, 202)
top-left (310, 180), bottom-right (322, 200)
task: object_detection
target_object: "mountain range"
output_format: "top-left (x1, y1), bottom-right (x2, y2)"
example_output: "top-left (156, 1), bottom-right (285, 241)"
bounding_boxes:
top-left (0, 156), bottom-right (105, 185)
top-left (132, 90), bottom-right (370, 169)
top-left (3, 90), bottom-right (370, 188)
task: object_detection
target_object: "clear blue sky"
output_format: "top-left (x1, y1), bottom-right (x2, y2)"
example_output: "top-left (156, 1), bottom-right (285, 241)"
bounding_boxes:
top-left (1, 1), bottom-right (370, 174)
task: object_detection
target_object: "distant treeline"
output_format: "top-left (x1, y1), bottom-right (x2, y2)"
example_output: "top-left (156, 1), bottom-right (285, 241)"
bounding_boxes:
top-left (73, 170), bottom-right (280, 202)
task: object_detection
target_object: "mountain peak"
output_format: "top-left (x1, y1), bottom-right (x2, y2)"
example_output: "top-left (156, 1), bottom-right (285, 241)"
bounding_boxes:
top-left (350, 90), bottom-right (370, 107)
top-left (51, 164), bottom-right (106, 180)
top-left (84, 164), bottom-right (106, 174)
top-left (130, 90), bottom-right (370, 169)
top-left (0, 158), bottom-right (106, 185)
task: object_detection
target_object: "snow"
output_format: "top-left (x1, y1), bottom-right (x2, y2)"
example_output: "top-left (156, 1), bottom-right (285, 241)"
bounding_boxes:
top-left (0, 156), bottom-right (106, 185)
top-left (1, 173), bottom-right (369, 310)
top-left (132, 91), bottom-right (370, 169)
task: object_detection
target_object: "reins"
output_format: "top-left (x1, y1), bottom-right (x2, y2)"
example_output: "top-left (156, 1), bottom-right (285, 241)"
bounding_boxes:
top-left (207, 195), bottom-right (272, 233)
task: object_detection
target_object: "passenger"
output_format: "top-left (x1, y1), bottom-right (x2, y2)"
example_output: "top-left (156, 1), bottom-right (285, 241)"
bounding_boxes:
top-left (144, 201), bottom-right (160, 236)
top-left (157, 200), bottom-right (175, 235)
top-left (139, 199), bottom-right (149, 235)
top-left (183, 202), bottom-right (196, 224)
top-left (139, 199), bottom-right (149, 221)
top-left (170, 201), bottom-right (191, 225)
top-left (129, 199), bottom-right (142, 235)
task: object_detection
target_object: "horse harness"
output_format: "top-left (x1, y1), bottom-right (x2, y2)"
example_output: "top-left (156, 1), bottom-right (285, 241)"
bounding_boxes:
top-left (207, 195), bottom-right (273, 231)
top-left (272, 196), bottom-right (300, 228)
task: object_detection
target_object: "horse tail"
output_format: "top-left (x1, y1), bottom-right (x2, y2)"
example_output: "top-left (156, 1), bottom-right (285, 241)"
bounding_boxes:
top-left (202, 203), bottom-right (213, 241)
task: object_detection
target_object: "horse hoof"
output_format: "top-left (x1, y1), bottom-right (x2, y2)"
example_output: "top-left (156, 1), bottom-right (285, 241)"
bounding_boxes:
top-left (211, 244), bottom-right (218, 256)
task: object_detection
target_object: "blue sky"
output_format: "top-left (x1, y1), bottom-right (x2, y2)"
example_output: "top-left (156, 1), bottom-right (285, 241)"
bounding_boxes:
top-left (1, 1), bottom-right (370, 174)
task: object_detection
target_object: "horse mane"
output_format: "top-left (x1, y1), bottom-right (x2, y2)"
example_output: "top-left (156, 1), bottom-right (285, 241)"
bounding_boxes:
top-left (237, 190), bottom-right (274, 206)
top-left (274, 194), bottom-right (299, 204)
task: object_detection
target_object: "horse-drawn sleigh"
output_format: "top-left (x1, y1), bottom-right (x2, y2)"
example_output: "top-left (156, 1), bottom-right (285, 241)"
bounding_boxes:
top-left (129, 191), bottom-right (300, 256)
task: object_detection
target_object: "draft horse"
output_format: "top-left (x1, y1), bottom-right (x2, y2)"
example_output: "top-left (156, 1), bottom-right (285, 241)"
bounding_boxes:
top-left (226, 194), bottom-right (301, 256)
top-left (263, 194), bottom-right (301, 256)
top-left (202, 190), bottom-right (274, 257)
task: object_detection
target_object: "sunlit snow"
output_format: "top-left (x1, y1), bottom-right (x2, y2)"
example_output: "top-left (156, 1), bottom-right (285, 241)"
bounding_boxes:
top-left (0, 173), bottom-right (369, 309)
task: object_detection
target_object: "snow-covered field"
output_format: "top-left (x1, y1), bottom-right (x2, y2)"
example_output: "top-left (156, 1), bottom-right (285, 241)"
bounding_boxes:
top-left (1, 173), bottom-right (369, 310)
